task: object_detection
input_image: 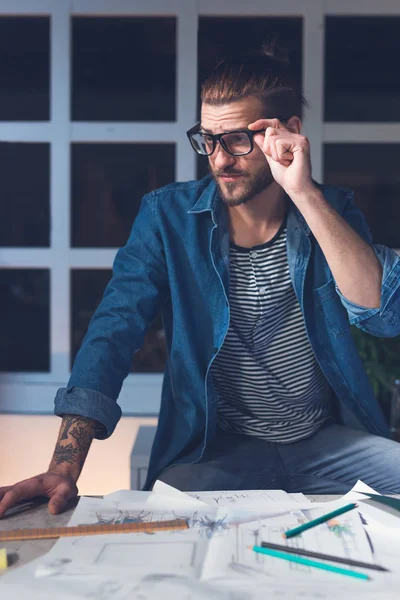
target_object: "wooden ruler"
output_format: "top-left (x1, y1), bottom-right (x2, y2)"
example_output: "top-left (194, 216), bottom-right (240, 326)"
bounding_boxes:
top-left (0, 518), bottom-right (188, 542)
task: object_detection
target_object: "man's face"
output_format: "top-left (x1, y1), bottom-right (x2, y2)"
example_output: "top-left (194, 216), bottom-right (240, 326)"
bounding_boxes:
top-left (200, 96), bottom-right (273, 207)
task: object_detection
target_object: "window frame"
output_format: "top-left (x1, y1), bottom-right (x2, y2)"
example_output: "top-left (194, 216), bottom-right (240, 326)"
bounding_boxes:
top-left (0, 0), bottom-right (399, 415)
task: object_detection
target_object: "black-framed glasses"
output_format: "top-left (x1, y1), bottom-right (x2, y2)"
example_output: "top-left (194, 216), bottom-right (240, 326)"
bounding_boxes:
top-left (186, 124), bottom-right (266, 157)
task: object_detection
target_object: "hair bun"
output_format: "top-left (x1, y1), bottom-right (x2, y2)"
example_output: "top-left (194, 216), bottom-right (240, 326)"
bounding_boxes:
top-left (201, 42), bottom-right (307, 118)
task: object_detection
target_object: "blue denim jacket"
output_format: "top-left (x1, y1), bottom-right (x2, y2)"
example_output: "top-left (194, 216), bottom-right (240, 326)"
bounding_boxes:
top-left (55, 177), bottom-right (400, 489)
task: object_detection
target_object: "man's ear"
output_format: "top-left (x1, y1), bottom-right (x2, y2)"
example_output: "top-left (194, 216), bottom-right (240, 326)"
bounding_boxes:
top-left (285, 116), bottom-right (302, 134)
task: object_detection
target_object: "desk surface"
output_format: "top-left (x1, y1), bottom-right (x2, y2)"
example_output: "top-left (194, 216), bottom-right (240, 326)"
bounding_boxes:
top-left (0, 497), bottom-right (78, 571)
top-left (0, 494), bottom-right (337, 572)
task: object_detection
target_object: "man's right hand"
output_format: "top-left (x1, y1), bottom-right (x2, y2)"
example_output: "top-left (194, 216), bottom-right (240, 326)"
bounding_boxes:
top-left (0, 414), bottom-right (103, 519)
top-left (0, 471), bottom-right (78, 519)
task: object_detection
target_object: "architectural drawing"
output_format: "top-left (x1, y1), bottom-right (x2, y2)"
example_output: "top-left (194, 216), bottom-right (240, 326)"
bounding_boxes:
top-left (201, 508), bottom-right (375, 584)
top-left (96, 540), bottom-right (199, 568)
top-left (94, 509), bottom-right (152, 525)
top-left (3, 487), bottom-right (394, 600)
top-left (177, 511), bottom-right (230, 538)
top-left (301, 509), bottom-right (366, 559)
top-left (186, 489), bottom-right (300, 507)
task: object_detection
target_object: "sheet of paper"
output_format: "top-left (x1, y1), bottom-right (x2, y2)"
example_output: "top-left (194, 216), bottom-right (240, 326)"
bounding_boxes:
top-left (150, 480), bottom-right (209, 508)
top-left (3, 566), bottom-right (398, 600)
top-left (105, 490), bottom-right (152, 503)
top-left (105, 487), bottom-right (205, 508)
top-left (107, 485), bottom-right (317, 512)
top-left (202, 503), bottom-right (374, 580)
top-left (362, 519), bottom-right (400, 595)
top-left (185, 488), bottom-right (314, 507)
top-left (301, 479), bottom-right (400, 529)
top-left (0, 582), bottom-right (77, 600)
top-left (340, 480), bottom-right (400, 529)
top-left (289, 492), bottom-right (311, 504)
top-left (3, 565), bottom-right (249, 600)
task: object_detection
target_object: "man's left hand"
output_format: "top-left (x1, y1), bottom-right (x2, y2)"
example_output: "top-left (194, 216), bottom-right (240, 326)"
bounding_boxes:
top-left (248, 118), bottom-right (315, 199)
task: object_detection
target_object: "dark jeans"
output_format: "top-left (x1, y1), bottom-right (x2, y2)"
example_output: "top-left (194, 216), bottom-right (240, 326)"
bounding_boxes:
top-left (159, 424), bottom-right (400, 494)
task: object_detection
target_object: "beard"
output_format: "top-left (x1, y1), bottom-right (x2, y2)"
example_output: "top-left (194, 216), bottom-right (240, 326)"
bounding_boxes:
top-left (210, 164), bottom-right (275, 207)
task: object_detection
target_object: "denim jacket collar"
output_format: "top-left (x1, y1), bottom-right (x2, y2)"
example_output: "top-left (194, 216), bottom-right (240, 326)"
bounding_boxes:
top-left (187, 176), bottom-right (219, 217)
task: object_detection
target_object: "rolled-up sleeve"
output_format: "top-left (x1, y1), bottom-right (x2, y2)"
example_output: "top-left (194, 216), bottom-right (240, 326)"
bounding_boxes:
top-left (335, 189), bottom-right (400, 337)
top-left (54, 192), bottom-right (169, 435)
top-left (54, 387), bottom-right (121, 439)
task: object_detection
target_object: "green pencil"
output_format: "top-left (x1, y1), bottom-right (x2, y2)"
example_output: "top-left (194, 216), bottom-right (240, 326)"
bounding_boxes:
top-left (283, 502), bottom-right (358, 539)
top-left (250, 545), bottom-right (369, 581)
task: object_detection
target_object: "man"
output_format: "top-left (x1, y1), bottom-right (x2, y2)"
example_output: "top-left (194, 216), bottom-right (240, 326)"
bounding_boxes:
top-left (1, 50), bottom-right (400, 518)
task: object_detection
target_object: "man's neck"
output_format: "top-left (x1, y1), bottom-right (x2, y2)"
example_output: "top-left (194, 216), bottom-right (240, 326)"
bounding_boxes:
top-left (227, 183), bottom-right (288, 248)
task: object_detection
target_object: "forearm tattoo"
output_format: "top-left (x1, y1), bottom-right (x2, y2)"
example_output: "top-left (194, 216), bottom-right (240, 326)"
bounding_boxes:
top-left (52, 443), bottom-right (80, 465)
top-left (60, 416), bottom-right (95, 453)
top-left (50, 416), bottom-right (104, 469)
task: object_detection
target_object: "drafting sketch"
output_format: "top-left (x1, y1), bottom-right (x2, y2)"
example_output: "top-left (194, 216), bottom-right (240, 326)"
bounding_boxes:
top-left (201, 507), bottom-right (375, 584)
top-left (49, 496), bottom-right (374, 578)
top-left (68, 495), bottom-right (272, 543)
top-left (48, 527), bottom-right (210, 581)
top-left (3, 484), bottom-right (396, 600)
top-left (300, 509), bottom-right (368, 560)
top-left (93, 507), bottom-right (230, 540)
top-left (94, 509), bottom-right (152, 525)
top-left (96, 540), bottom-right (198, 569)
top-left (68, 496), bottom-right (226, 531)
top-left (186, 489), bottom-right (299, 507)
top-left (69, 496), bottom-right (309, 542)
top-left (105, 486), bottom-right (311, 509)
top-left (325, 518), bottom-right (353, 537)
top-left (176, 511), bottom-right (230, 538)
top-left (2, 509), bottom-right (396, 600)
top-left (151, 481), bottom-right (320, 513)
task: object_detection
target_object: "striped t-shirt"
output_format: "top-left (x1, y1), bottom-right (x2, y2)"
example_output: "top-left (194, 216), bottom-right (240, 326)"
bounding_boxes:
top-left (211, 221), bottom-right (332, 443)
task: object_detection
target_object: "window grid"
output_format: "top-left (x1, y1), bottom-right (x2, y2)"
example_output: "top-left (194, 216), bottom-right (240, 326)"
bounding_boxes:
top-left (0, 0), bottom-right (399, 414)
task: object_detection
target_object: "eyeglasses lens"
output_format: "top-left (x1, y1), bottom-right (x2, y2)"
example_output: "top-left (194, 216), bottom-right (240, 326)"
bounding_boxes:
top-left (221, 132), bottom-right (251, 155)
top-left (190, 131), bottom-right (252, 156)
top-left (190, 133), bottom-right (214, 155)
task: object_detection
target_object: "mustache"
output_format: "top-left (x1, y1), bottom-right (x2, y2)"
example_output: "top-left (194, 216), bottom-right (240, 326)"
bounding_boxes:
top-left (214, 168), bottom-right (246, 177)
